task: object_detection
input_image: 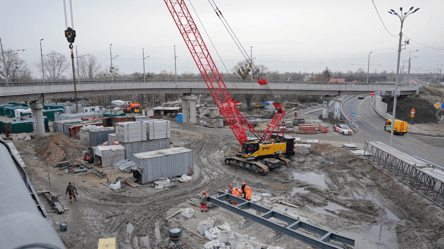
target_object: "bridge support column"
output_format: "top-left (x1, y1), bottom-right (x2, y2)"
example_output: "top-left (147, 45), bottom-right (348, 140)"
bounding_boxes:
top-left (334, 101), bottom-right (341, 120)
top-left (322, 100), bottom-right (329, 119)
top-left (181, 99), bottom-right (189, 123)
top-left (181, 94), bottom-right (198, 124)
top-left (30, 101), bottom-right (45, 136)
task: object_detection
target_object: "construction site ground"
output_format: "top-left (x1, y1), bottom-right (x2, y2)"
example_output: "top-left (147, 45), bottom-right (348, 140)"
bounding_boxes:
top-left (10, 121), bottom-right (443, 249)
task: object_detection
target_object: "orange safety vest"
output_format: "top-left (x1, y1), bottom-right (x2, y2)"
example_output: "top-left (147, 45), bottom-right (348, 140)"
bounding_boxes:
top-left (239, 191), bottom-right (244, 198)
top-left (232, 189), bottom-right (239, 197)
top-left (245, 188), bottom-right (252, 200)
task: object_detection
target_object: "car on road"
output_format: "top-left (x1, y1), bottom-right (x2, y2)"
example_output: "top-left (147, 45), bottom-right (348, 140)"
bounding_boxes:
top-left (334, 124), bottom-right (353, 135)
top-left (358, 95), bottom-right (365, 99)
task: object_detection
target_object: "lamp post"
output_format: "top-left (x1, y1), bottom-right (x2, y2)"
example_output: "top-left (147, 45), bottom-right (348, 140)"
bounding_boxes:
top-left (174, 45), bottom-right (177, 83)
top-left (408, 50), bottom-right (418, 83)
top-left (367, 52), bottom-right (372, 84)
top-left (142, 48), bottom-right (150, 82)
top-left (109, 44), bottom-right (118, 82)
top-left (388, 6), bottom-right (420, 147)
top-left (40, 39), bottom-right (45, 83)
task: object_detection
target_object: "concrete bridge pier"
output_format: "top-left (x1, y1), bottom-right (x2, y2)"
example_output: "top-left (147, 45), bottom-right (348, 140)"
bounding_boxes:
top-left (322, 96), bottom-right (343, 120)
top-left (181, 94), bottom-right (198, 124)
top-left (29, 100), bottom-right (45, 136)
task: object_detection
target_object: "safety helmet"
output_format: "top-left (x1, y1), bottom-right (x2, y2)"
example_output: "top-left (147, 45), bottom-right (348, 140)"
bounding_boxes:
top-left (242, 182), bottom-right (245, 184)
top-left (203, 191), bottom-right (206, 194)
top-left (235, 187), bottom-right (238, 190)
top-left (240, 190), bottom-right (243, 193)
top-left (230, 183), bottom-right (232, 186)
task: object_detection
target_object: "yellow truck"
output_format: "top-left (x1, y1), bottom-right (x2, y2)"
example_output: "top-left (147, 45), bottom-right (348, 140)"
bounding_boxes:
top-left (384, 119), bottom-right (408, 135)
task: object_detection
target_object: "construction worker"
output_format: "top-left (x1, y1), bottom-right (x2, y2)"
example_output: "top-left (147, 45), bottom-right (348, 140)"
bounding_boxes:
top-left (228, 183), bottom-right (233, 193)
top-left (238, 190), bottom-right (244, 199)
top-left (232, 187), bottom-right (239, 206)
top-left (201, 191), bottom-right (209, 212)
top-left (66, 182), bottom-right (78, 203)
top-left (241, 182), bottom-right (246, 195)
top-left (245, 186), bottom-right (252, 201)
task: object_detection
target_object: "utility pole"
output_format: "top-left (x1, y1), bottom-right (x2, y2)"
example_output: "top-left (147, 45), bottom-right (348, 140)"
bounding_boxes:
top-left (0, 38), bottom-right (8, 83)
top-left (367, 52), bottom-right (372, 84)
top-left (110, 44), bottom-right (113, 82)
top-left (76, 46), bottom-right (79, 80)
top-left (388, 6), bottom-right (420, 147)
top-left (174, 45), bottom-right (177, 83)
top-left (40, 39), bottom-right (45, 83)
top-left (250, 46), bottom-right (253, 82)
top-left (143, 48), bottom-right (150, 83)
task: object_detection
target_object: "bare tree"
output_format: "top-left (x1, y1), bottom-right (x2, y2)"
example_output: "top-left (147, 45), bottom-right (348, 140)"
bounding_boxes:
top-left (322, 67), bottom-right (332, 82)
top-left (78, 55), bottom-right (101, 80)
top-left (0, 50), bottom-right (32, 83)
top-left (232, 60), bottom-right (269, 109)
top-left (37, 51), bottom-right (68, 81)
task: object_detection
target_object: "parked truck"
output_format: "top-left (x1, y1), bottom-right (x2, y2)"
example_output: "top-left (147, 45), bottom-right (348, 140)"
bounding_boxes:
top-left (384, 119), bottom-right (408, 135)
top-left (123, 103), bottom-right (141, 113)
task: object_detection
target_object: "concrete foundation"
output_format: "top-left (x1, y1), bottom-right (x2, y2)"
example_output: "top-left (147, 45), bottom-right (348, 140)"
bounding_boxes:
top-left (30, 101), bottom-right (45, 136)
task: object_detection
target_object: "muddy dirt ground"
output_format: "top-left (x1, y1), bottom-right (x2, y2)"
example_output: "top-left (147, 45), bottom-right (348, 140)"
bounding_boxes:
top-left (14, 125), bottom-right (444, 249)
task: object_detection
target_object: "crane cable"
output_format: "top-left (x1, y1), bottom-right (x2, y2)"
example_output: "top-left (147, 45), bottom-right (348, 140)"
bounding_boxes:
top-left (208, 0), bottom-right (277, 100)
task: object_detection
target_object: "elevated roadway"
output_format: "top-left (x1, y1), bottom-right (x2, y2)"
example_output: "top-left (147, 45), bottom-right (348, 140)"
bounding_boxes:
top-left (0, 80), bottom-right (418, 104)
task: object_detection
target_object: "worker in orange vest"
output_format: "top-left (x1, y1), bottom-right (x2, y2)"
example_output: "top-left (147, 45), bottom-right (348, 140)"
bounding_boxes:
top-left (245, 186), bottom-right (252, 201)
top-left (228, 183), bottom-right (233, 193)
top-left (239, 190), bottom-right (244, 199)
top-left (232, 187), bottom-right (239, 206)
top-left (201, 191), bottom-right (209, 212)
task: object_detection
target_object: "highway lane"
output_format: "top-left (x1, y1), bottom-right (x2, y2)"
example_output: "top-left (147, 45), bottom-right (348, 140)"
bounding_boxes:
top-left (342, 96), bottom-right (444, 165)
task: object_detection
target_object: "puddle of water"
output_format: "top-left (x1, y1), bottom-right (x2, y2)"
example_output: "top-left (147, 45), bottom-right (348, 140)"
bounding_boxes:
top-left (126, 223), bottom-right (134, 234)
top-left (141, 235), bottom-right (150, 247)
top-left (291, 187), bottom-right (309, 196)
top-left (309, 202), bottom-right (349, 216)
top-left (292, 172), bottom-right (327, 189)
top-left (353, 192), bottom-right (401, 222)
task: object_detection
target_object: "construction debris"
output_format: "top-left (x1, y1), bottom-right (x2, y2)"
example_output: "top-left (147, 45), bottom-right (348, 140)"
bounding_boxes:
top-left (40, 190), bottom-right (65, 214)
top-left (92, 167), bottom-right (107, 178)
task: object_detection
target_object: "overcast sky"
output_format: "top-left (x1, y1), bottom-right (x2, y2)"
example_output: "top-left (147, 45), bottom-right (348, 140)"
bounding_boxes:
top-left (1, 0), bottom-right (444, 79)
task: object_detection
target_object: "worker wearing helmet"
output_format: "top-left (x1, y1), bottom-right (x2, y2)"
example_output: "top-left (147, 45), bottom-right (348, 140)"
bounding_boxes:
top-left (245, 186), bottom-right (252, 201)
top-left (239, 190), bottom-right (244, 199)
top-left (241, 182), bottom-right (246, 196)
top-left (201, 191), bottom-right (209, 212)
top-left (228, 183), bottom-right (233, 193)
top-left (232, 187), bottom-right (240, 206)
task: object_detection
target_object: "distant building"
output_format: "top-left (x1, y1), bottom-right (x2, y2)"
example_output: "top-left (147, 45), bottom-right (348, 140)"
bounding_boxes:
top-left (329, 78), bottom-right (346, 83)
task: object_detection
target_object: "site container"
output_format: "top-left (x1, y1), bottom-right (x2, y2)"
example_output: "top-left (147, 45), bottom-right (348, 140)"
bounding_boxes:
top-left (102, 116), bottom-right (135, 127)
top-left (132, 147), bottom-right (194, 184)
top-left (43, 108), bottom-right (65, 121)
top-left (103, 112), bottom-right (126, 118)
top-left (55, 112), bottom-right (103, 121)
top-left (44, 105), bottom-right (64, 110)
top-left (94, 145), bottom-right (125, 167)
top-left (68, 121), bottom-right (103, 138)
top-left (135, 116), bottom-right (150, 122)
top-left (144, 120), bottom-right (170, 140)
top-left (4, 106), bottom-right (20, 117)
top-left (116, 122), bottom-right (146, 142)
top-left (0, 121), bottom-right (4, 133)
top-left (120, 139), bottom-right (169, 161)
top-left (89, 127), bottom-right (116, 146)
top-left (10, 117), bottom-right (48, 133)
top-left (108, 133), bottom-right (116, 145)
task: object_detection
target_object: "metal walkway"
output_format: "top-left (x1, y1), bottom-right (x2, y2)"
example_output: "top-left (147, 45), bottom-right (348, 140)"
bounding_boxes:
top-left (364, 141), bottom-right (444, 209)
top-left (208, 191), bottom-right (355, 249)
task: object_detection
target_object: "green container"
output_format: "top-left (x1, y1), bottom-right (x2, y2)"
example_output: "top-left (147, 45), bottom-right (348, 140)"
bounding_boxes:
top-left (20, 112), bottom-right (32, 117)
top-left (11, 120), bottom-right (34, 133)
top-left (5, 106), bottom-right (19, 118)
top-left (43, 108), bottom-right (64, 121)
top-left (44, 105), bottom-right (64, 110)
top-left (0, 121), bottom-right (4, 133)
top-left (103, 112), bottom-right (126, 117)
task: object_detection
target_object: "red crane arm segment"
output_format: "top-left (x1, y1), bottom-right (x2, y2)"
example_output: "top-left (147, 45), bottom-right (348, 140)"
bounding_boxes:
top-left (164, 0), bottom-right (259, 146)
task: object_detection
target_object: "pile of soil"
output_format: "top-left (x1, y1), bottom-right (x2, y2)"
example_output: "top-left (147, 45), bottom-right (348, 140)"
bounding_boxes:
top-left (385, 96), bottom-right (439, 124)
top-left (35, 133), bottom-right (84, 165)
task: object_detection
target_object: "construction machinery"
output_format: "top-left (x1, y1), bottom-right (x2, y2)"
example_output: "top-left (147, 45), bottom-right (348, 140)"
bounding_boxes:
top-left (123, 103), bottom-right (141, 113)
top-left (164, 1), bottom-right (295, 174)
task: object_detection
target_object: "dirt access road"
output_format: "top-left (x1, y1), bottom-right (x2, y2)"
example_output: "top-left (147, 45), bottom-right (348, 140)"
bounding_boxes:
top-left (17, 123), bottom-right (444, 249)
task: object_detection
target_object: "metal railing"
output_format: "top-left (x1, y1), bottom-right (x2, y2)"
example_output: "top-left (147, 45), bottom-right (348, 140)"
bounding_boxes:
top-left (0, 79), bottom-right (418, 87)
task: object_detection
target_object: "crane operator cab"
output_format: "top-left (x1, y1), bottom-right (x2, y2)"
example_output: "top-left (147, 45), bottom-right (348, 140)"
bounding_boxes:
top-left (242, 141), bottom-right (260, 157)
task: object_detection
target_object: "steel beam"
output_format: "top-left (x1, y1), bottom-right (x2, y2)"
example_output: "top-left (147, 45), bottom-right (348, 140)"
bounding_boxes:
top-left (208, 191), bottom-right (355, 249)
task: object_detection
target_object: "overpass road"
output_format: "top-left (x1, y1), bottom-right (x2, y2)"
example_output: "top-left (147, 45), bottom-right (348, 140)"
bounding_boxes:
top-left (342, 96), bottom-right (444, 166)
top-left (0, 80), bottom-right (418, 104)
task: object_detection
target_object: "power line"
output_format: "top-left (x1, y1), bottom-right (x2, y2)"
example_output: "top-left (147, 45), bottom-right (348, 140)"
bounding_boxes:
top-left (403, 35), bottom-right (444, 50)
top-left (371, 0), bottom-right (397, 37)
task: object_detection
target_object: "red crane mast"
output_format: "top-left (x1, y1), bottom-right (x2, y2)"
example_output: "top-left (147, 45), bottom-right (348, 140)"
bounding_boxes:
top-left (164, 0), bottom-right (260, 146)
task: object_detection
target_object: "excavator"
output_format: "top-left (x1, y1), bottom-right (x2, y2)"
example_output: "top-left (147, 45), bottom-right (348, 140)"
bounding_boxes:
top-left (164, 0), bottom-right (295, 175)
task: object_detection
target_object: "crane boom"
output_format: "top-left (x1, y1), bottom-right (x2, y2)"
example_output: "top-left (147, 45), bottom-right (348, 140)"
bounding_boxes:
top-left (164, 0), bottom-right (260, 146)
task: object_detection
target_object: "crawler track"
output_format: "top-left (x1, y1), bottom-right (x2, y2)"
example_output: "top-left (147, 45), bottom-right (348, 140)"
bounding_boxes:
top-left (224, 156), bottom-right (269, 175)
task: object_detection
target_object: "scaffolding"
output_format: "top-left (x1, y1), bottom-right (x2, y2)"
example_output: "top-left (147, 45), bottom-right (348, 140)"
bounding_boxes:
top-left (208, 191), bottom-right (355, 249)
top-left (364, 141), bottom-right (444, 209)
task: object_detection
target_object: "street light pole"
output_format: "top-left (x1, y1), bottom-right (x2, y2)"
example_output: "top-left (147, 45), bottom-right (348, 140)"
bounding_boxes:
top-left (143, 48), bottom-right (150, 83)
top-left (367, 52), bottom-right (372, 84)
top-left (40, 39), bottom-right (45, 83)
top-left (250, 46), bottom-right (253, 82)
top-left (174, 45), bottom-right (177, 83)
top-left (0, 38), bottom-right (7, 84)
top-left (388, 6), bottom-right (420, 147)
top-left (110, 44), bottom-right (113, 82)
